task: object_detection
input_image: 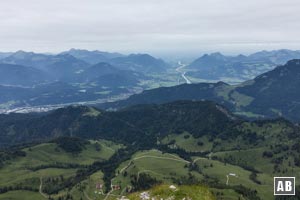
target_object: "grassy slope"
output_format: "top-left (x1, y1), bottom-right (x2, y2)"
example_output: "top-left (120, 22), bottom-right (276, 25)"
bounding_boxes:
top-left (104, 150), bottom-right (239, 199)
top-left (110, 149), bottom-right (275, 199)
top-left (193, 157), bottom-right (274, 199)
top-left (91, 150), bottom-right (255, 200)
top-left (0, 139), bottom-right (121, 200)
top-left (158, 121), bottom-right (300, 199)
top-left (1, 120), bottom-right (299, 199)
top-left (112, 150), bottom-right (194, 195)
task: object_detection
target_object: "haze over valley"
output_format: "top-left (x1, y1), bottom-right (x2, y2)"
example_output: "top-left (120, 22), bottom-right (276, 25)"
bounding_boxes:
top-left (1, 0), bottom-right (300, 199)
top-left (1, 49), bottom-right (300, 115)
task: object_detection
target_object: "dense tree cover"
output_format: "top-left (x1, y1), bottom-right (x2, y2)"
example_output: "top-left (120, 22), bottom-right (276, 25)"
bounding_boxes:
top-left (232, 185), bottom-right (260, 200)
top-left (55, 193), bottom-right (74, 200)
top-left (28, 162), bottom-right (85, 171)
top-left (292, 142), bottom-right (300, 153)
top-left (0, 186), bottom-right (38, 194)
top-left (130, 173), bottom-right (161, 191)
top-left (249, 172), bottom-right (261, 185)
top-left (0, 106), bottom-right (89, 148)
top-left (0, 150), bottom-right (26, 168)
top-left (0, 178), bottom-right (39, 194)
top-left (51, 137), bottom-right (89, 153)
top-left (1, 100), bottom-right (299, 152)
top-left (0, 101), bottom-right (241, 148)
top-left (43, 176), bottom-right (67, 194)
top-left (158, 144), bottom-right (208, 161)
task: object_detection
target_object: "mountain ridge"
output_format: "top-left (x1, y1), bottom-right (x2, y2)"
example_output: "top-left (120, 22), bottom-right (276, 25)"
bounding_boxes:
top-left (187, 49), bottom-right (300, 81)
top-left (99, 59), bottom-right (300, 122)
top-left (60, 48), bottom-right (124, 64)
top-left (0, 100), bottom-right (238, 148)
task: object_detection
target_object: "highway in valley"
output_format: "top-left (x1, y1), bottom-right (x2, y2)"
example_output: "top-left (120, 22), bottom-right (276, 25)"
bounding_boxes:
top-left (176, 61), bottom-right (192, 84)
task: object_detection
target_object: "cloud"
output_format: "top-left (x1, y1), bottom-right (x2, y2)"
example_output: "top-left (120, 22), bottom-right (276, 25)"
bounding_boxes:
top-left (0, 0), bottom-right (300, 55)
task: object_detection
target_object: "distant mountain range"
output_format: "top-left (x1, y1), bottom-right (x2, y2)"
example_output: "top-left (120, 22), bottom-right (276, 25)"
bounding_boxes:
top-left (248, 49), bottom-right (300, 64)
top-left (61, 48), bottom-right (124, 64)
top-left (60, 49), bottom-right (169, 73)
top-left (1, 51), bottom-right (78, 70)
top-left (0, 60), bottom-right (147, 109)
top-left (1, 49), bottom-right (299, 85)
top-left (1, 49), bottom-right (300, 116)
top-left (187, 49), bottom-right (300, 81)
top-left (1, 51), bottom-right (90, 81)
top-left (0, 50), bottom-right (171, 109)
top-left (100, 59), bottom-right (300, 122)
top-left (0, 50), bottom-right (168, 78)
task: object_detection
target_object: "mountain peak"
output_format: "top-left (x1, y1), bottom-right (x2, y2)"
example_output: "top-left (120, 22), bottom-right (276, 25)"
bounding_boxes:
top-left (15, 50), bottom-right (28, 54)
top-left (128, 53), bottom-right (152, 58)
top-left (210, 52), bottom-right (224, 57)
top-left (199, 52), bottom-right (226, 60)
top-left (12, 50), bottom-right (35, 58)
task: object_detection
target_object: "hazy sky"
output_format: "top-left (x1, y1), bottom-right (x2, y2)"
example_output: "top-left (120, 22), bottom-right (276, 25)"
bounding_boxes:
top-left (1, 0), bottom-right (300, 56)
